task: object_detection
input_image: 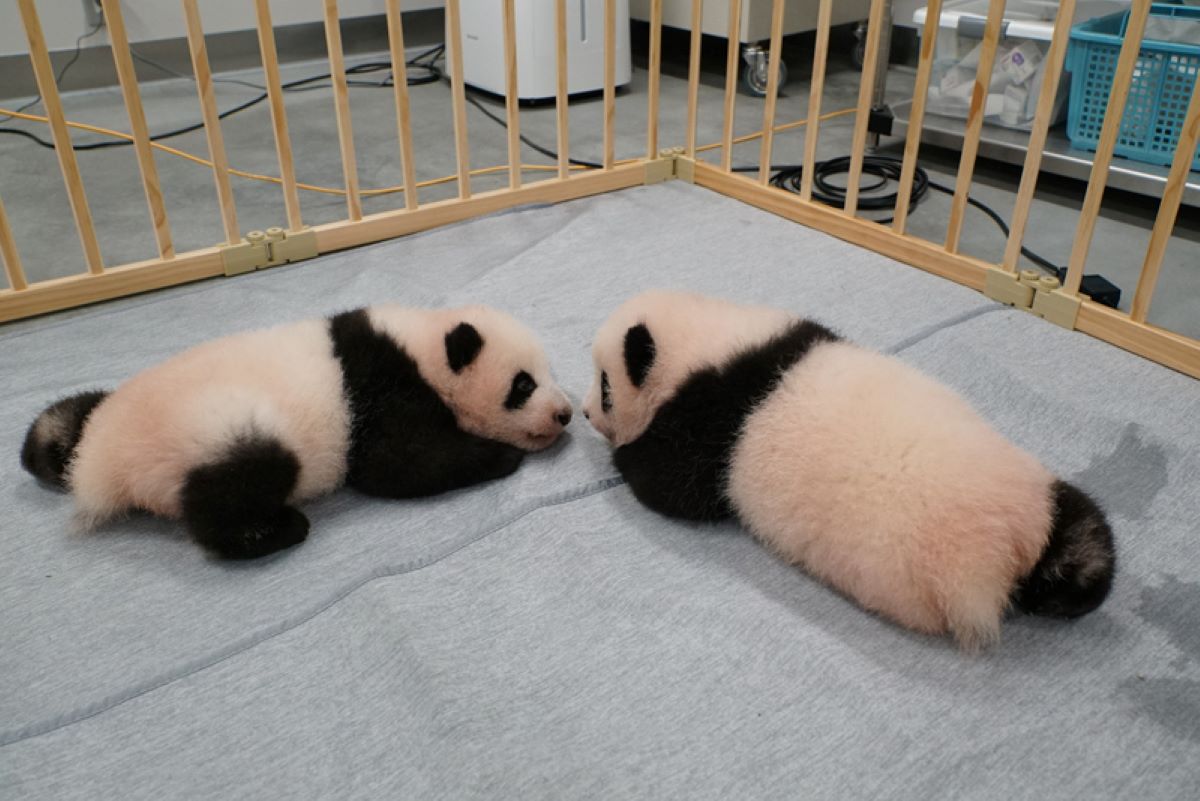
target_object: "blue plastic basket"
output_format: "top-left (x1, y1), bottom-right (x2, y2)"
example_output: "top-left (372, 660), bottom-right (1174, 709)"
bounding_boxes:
top-left (1067, 3), bottom-right (1200, 171)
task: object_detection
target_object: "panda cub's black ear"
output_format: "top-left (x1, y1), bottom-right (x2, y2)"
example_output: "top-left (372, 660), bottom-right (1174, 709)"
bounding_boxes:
top-left (445, 322), bottom-right (484, 373)
top-left (623, 323), bottom-right (655, 388)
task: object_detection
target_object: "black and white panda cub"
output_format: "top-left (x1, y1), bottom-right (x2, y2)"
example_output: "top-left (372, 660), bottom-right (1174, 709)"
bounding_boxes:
top-left (21, 305), bottom-right (572, 559)
top-left (583, 291), bottom-right (1115, 649)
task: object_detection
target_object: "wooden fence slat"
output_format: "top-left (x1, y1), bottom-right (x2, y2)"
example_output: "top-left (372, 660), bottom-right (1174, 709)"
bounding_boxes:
top-left (604, 0), bottom-right (616, 169)
top-left (102, 0), bottom-right (173, 259)
top-left (647, 0), bottom-right (663, 159)
top-left (446, 0), bottom-right (472, 197)
top-left (253, 0), bottom-right (303, 230)
top-left (0, 194), bottom-right (27, 291)
top-left (323, 0), bottom-right (362, 220)
top-left (999, 0), bottom-right (1075, 268)
top-left (685, 0), bottom-right (702, 157)
top-left (1131, 65), bottom-right (1200, 322)
top-left (181, 0), bottom-right (240, 243)
top-left (799, 0), bottom-right (833, 201)
top-left (892, 0), bottom-right (942, 233)
top-left (758, 0), bottom-right (786, 184)
top-left (691, 163), bottom-right (1200, 380)
top-left (720, 0), bottom-right (743, 171)
top-left (944, 0), bottom-right (1008, 251)
top-left (0, 165), bottom-right (651, 323)
top-left (843, 0), bottom-right (887, 216)
top-left (1064, 0), bottom-right (1152, 295)
top-left (385, 0), bottom-right (419, 210)
top-left (502, 0), bottom-right (522, 188)
top-left (18, 0), bottom-right (104, 272)
top-left (556, 0), bottom-right (570, 178)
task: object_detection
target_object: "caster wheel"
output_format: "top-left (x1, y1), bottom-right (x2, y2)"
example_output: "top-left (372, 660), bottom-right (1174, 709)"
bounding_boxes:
top-left (852, 20), bottom-right (867, 68)
top-left (853, 40), bottom-right (866, 68)
top-left (741, 48), bottom-right (788, 97)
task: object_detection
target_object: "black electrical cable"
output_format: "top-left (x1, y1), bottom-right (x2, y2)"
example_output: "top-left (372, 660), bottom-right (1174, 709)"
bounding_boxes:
top-left (129, 48), bottom-right (268, 92)
top-left (0, 45), bottom-right (446, 151)
top-left (0, 17), bottom-right (104, 124)
top-left (739, 156), bottom-right (1063, 275)
top-left (418, 48), bottom-right (1066, 276)
top-left (415, 57), bottom-right (605, 170)
top-left (925, 176), bottom-right (1062, 274)
top-left (461, 90), bottom-right (604, 169)
top-left (1, 37), bottom-right (1068, 277)
top-left (440, 46), bottom-right (1067, 277)
top-left (758, 156), bottom-right (925, 218)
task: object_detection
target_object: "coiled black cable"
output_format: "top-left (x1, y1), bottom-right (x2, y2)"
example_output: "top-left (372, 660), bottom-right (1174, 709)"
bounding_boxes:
top-left (765, 155), bottom-right (928, 218)
top-left (0, 38), bottom-right (1069, 280)
top-left (737, 154), bottom-right (1061, 274)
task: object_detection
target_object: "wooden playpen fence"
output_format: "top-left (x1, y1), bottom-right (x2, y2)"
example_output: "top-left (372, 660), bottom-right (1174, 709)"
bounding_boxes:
top-left (1, 0), bottom-right (1198, 380)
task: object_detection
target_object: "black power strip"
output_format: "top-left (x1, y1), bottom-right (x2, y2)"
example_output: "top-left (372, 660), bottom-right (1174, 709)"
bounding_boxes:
top-left (1055, 269), bottom-right (1121, 308)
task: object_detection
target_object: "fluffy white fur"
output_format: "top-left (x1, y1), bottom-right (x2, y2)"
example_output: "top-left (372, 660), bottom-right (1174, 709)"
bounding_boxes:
top-left (368, 305), bottom-right (570, 450)
top-left (727, 341), bottom-right (1052, 649)
top-left (586, 291), bottom-right (1057, 649)
top-left (68, 305), bottom-right (569, 528)
top-left (582, 291), bottom-right (792, 444)
top-left (71, 319), bottom-right (348, 526)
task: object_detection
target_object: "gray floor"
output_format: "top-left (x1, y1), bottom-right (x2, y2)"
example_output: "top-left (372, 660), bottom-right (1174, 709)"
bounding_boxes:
top-left (0, 27), bottom-right (1196, 336)
top-left (3, 180), bottom-right (1199, 799)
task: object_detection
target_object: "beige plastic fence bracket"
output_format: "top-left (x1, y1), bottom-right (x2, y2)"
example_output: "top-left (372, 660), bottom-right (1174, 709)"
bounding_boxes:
top-left (221, 227), bottom-right (318, 276)
top-left (1030, 275), bottom-right (1081, 329)
top-left (644, 147), bottom-right (684, 185)
top-left (983, 266), bottom-right (1034, 309)
top-left (674, 154), bottom-right (696, 184)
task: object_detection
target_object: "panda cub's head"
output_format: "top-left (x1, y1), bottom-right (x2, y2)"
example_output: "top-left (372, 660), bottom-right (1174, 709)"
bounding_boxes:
top-left (583, 291), bottom-right (795, 446)
top-left (416, 305), bottom-right (573, 451)
top-left (582, 315), bottom-right (659, 447)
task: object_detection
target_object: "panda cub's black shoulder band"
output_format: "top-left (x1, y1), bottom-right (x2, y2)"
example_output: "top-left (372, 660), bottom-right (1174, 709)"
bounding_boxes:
top-left (615, 319), bottom-right (839, 522)
top-left (328, 308), bottom-right (455, 448)
top-left (328, 309), bottom-right (524, 498)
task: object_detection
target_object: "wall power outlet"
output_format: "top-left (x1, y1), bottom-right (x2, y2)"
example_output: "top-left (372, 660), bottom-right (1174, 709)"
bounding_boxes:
top-left (82, 0), bottom-right (103, 31)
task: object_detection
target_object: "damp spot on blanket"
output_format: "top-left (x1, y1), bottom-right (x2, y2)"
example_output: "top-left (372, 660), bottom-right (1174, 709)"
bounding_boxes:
top-left (1135, 576), bottom-right (1200, 668)
top-left (1073, 423), bottom-right (1168, 521)
top-left (1120, 676), bottom-right (1200, 744)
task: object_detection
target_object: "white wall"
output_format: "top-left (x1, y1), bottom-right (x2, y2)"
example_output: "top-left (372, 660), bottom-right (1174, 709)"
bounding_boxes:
top-left (893, 0), bottom-right (928, 28)
top-left (1, 0), bottom-right (445, 57)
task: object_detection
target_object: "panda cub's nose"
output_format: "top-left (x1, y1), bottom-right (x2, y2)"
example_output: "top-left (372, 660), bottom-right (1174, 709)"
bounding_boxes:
top-left (556, 409), bottom-right (573, 426)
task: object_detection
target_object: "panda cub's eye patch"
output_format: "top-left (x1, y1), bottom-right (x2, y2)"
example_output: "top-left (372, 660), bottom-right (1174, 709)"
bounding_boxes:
top-left (505, 371), bottom-right (537, 410)
top-left (600, 371), bottom-right (612, 413)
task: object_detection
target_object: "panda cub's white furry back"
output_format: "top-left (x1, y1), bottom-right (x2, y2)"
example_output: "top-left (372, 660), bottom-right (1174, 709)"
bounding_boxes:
top-left (21, 305), bottom-right (572, 559)
top-left (583, 291), bottom-right (1115, 650)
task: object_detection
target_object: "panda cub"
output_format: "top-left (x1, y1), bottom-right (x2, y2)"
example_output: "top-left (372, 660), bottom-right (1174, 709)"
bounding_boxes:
top-left (583, 291), bottom-right (1115, 649)
top-left (22, 305), bottom-right (572, 559)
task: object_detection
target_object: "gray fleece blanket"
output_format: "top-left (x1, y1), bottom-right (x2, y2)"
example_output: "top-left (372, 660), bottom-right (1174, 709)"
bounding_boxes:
top-left (2, 182), bottom-right (1198, 800)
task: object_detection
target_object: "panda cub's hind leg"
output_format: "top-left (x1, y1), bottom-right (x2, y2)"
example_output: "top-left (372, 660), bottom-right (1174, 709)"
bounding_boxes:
top-left (181, 434), bottom-right (309, 559)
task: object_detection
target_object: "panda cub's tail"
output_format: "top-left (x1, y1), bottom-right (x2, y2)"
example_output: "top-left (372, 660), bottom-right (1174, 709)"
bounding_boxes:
top-left (1011, 480), bottom-right (1116, 619)
top-left (20, 391), bottom-right (110, 489)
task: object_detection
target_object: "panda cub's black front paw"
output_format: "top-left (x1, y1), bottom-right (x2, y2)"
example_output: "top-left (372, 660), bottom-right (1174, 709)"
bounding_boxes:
top-left (487, 442), bottom-right (526, 480)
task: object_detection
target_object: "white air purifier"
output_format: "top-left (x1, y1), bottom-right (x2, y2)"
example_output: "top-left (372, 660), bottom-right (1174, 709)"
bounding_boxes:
top-left (453, 0), bottom-right (632, 101)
